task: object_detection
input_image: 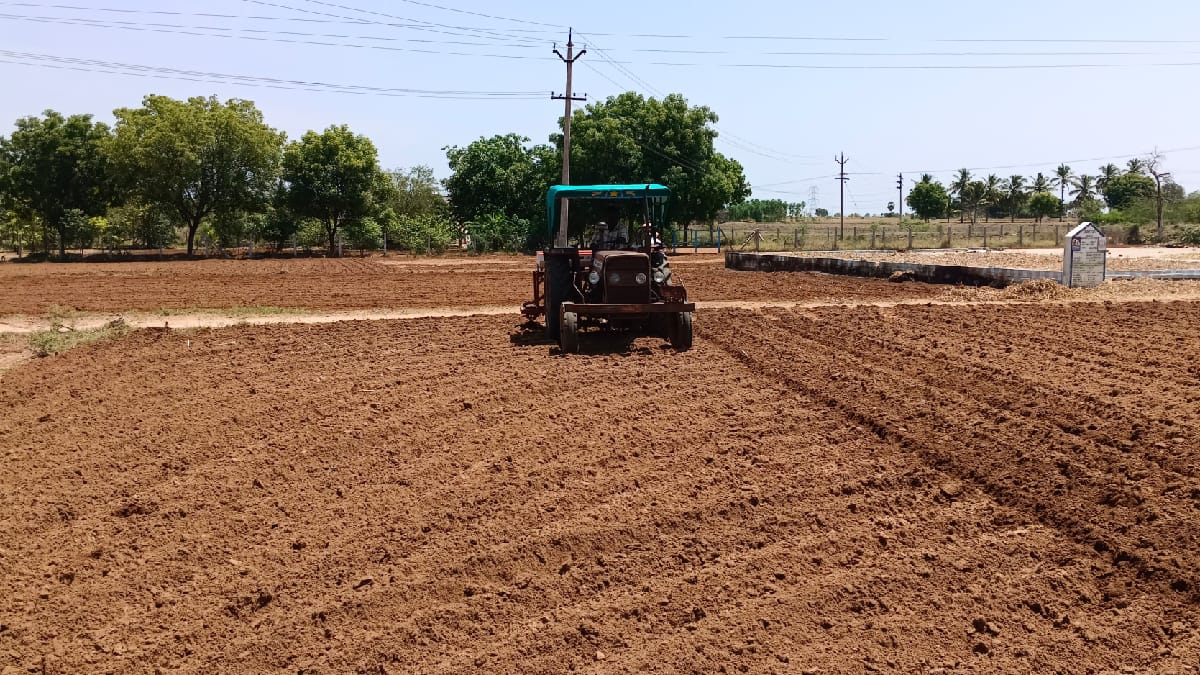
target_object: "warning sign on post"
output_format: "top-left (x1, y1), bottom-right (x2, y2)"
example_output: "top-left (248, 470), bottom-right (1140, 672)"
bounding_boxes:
top-left (1063, 222), bottom-right (1106, 288)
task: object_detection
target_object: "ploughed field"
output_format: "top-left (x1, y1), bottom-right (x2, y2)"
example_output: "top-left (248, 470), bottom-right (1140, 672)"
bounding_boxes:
top-left (0, 255), bottom-right (945, 315)
top-left (2, 290), bottom-right (1199, 672)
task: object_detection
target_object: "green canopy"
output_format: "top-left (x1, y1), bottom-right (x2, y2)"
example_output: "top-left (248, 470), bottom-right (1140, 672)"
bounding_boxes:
top-left (545, 184), bottom-right (670, 237)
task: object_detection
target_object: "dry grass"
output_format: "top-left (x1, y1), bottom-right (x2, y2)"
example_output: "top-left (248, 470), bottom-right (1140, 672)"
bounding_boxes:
top-left (27, 317), bottom-right (131, 357)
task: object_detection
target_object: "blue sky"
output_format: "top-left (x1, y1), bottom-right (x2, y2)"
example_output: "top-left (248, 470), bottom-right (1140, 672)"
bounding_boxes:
top-left (2, 0), bottom-right (1199, 214)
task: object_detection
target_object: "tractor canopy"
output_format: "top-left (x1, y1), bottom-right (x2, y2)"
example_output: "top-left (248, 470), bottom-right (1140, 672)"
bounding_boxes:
top-left (545, 184), bottom-right (671, 238)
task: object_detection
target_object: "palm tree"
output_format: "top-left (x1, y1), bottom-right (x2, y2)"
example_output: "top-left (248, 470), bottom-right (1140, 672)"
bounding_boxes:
top-left (1097, 163), bottom-right (1120, 193)
top-left (1069, 174), bottom-right (1097, 207)
top-left (1126, 158), bottom-right (1146, 175)
top-left (1031, 172), bottom-right (1051, 194)
top-left (960, 181), bottom-right (988, 226)
top-left (950, 168), bottom-right (972, 223)
top-left (1053, 164), bottom-right (1073, 221)
top-left (1003, 175), bottom-right (1027, 222)
top-left (983, 174), bottom-right (1002, 222)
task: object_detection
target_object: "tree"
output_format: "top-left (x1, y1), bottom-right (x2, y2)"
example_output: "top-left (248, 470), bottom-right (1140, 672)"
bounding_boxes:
top-left (950, 168), bottom-right (972, 223)
top-left (1003, 175), bottom-right (1027, 222)
top-left (1031, 172), bottom-right (1052, 194)
top-left (728, 199), bottom-right (793, 222)
top-left (906, 176), bottom-right (949, 221)
top-left (1102, 172), bottom-right (1155, 210)
top-left (1146, 152), bottom-right (1174, 242)
top-left (390, 165), bottom-right (446, 219)
top-left (1069, 174), bottom-right (1097, 207)
top-left (0, 110), bottom-right (112, 255)
top-left (959, 180), bottom-right (988, 226)
top-left (1126, 158), bottom-right (1146, 175)
top-left (1053, 164), bottom-right (1073, 221)
top-left (558, 92), bottom-right (750, 230)
top-left (814, 208), bottom-right (829, 218)
top-left (444, 133), bottom-right (557, 235)
top-left (1097, 163), bottom-right (1120, 195)
top-left (983, 174), bottom-right (1002, 222)
top-left (110, 95), bottom-right (285, 256)
top-left (282, 124), bottom-right (386, 255)
top-left (1028, 192), bottom-right (1061, 223)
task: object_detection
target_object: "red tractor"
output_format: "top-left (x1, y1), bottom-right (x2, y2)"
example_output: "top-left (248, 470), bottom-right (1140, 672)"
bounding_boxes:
top-left (521, 184), bottom-right (695, 353)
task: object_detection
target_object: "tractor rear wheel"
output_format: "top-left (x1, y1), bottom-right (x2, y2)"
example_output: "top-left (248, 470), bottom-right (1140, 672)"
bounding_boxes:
top-left (560, 308), bottom-right (579, 353)
top-left (669, 311), bottom-right (693, 351)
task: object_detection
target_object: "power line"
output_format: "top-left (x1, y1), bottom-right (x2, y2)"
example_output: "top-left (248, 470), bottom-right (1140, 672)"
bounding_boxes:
top-left (0, 12), bottom-right (554, 58)
top-left (0, 12), bottom-right (544, 48)
top-left (0, 49), bottom-right (545, 98)
top-left (576, 31), bottom-right (807, 164)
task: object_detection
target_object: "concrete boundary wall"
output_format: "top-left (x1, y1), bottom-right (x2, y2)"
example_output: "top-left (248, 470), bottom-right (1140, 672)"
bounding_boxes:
top-left (723, 252), bottom-right (1200, 286)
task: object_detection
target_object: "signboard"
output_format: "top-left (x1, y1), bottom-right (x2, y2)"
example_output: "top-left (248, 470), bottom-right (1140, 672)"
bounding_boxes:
top-left (1063, 222), bottom-right (1107, 288)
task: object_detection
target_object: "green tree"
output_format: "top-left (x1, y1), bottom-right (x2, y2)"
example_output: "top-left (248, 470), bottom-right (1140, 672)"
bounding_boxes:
top-left (814, 207), bottom-right (829, 218)
top-left (1102, 173), bottom-right (1156, 210)
top-left (1069, 175), bottom-right (1097, 207)
top-left (1003, 175), bottom-right (1027, 222)
top-left (1031, 172), bottom-right (1051, 194)
top-left (959, 180), bottom-right (988, 226)
top-left (444, 133), bottom-right (557, 235)
top-left (558, 92), bottom-right (750, 231)
top-left (982, 174), bottom-right (1003, 222)
top-left (1053, 164), bottom-right (1073, 221)
top-left (949, 168), bottom-right (972, 223)
top-left (728, 199), bottom-right (791, 222)
top-left (282, 124), bottom-right (386, 255)
top-left (110, 95), bottom-right (284, 256)
top-left (1097, 163), bottom-right (1121, 195)
top-left (0, 110), bottom-right (112, 255)
top-left (1126, 158), bottom-right (1146, 175)
top-left (390, 165), bottom-right (446, 218)
top-left (1028, 192), bottom-right (1061, 223)
top-left (906, 176), bottom-right (949, 221)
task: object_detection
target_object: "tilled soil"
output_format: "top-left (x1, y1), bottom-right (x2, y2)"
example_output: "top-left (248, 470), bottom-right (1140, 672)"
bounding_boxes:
top-left (0, 256), bottom-right (943, 315)
top-left (2, 303), bottom-right (1198, 673)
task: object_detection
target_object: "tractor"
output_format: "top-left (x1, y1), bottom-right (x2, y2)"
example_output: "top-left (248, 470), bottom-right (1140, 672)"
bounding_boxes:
top-left (521, 184), bottom-right (695, 353)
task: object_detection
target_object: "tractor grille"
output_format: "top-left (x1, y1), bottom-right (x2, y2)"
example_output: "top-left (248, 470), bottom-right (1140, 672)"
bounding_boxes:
top-left (599, 253), bottom-right (650, 304)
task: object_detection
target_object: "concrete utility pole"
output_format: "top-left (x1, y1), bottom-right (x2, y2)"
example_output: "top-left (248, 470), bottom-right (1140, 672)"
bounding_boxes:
top-left (835, 153), bottom-right (849, 240)
top-left (552, 29), bottom-right (586, 247)
top-left (897, 173), bottom-right (904, 224)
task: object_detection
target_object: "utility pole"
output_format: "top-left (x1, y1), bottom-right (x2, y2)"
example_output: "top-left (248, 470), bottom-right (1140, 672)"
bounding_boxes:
top-left (551, 28), bottom-right (586, 248)
top-left (896, 173), bottom-right (904, 224)
top-left (835, 153), bottom-right (849, 240)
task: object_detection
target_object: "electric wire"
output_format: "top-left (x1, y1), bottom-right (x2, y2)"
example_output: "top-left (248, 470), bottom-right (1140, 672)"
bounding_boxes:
top-left (0, 49), bottom-right (546, 99)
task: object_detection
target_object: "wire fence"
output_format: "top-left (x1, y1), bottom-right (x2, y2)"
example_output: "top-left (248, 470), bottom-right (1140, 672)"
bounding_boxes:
top-left (677, 220), bottom-right (1139, 253)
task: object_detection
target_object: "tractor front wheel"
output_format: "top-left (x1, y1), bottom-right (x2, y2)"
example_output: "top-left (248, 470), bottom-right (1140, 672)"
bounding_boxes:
top-left (560, 308), bottom-right (580, 354)
top-left (669, 311), bottom-right (693, 351)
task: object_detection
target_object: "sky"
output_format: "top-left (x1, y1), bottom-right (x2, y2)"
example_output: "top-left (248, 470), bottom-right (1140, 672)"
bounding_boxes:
top-left (2, 0), bottom-right (1199, 215)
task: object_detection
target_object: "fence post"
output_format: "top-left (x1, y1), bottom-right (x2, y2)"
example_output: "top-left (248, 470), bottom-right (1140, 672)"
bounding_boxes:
top-left (1032, 224), bottom-right (1037, 245)
top-left (1055, 224), bottom-right (1060, 246)
top-left (947, 225), bottom-right (952, 248)
top-left (983, 226), bottom-right (988, 249)
top-left (717, 228), bottom-right (722, 252)
top-left (907, 227), bottom-right (913, 250)
top-left (292, 236), bottom-right (297, 257)
top-left (694, 229), bottom-right (699, 253)
top-left (1018, 224), bottom-right (1024, 247)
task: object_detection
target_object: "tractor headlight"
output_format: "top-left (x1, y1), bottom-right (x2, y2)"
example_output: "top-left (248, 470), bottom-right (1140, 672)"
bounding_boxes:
top-left (652, 270), bottom-right (666, 284)
top-left (588, 271), bottom-right (601, 285)
top-left (635, 272), bottom-right (648, 286)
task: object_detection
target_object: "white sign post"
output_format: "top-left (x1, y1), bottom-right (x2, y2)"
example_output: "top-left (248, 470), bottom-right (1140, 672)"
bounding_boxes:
top-left (1063, 222), bottom-right (1107, 288)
